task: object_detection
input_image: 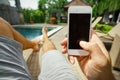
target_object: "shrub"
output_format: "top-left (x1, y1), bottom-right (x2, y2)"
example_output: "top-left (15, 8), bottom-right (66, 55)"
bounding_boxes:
top-left (22, 9), bottom-right (45, 23)
top-left (95, 24), bottom-right (112, 33)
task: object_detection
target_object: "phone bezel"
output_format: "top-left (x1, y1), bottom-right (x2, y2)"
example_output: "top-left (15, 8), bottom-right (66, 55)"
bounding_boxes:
top-left (68, 6), bottom-right (92, 56)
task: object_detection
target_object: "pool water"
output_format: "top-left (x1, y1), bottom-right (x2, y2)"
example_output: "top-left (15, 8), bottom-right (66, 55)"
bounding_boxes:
top-left (13, 26), bottom-right (55, 40)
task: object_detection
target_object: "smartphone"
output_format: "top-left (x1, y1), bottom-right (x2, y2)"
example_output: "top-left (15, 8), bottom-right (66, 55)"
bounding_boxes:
top-left (68, 6), bottom-right (92, 56)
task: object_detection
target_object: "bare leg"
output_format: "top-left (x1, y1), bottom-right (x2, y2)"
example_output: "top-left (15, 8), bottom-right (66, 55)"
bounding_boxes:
top-left (0, 18), bottom-right (14, 39)
top-left (0, 17), bottom-right (39, 51)
top-left (42, 27), bottom-right (56, 53)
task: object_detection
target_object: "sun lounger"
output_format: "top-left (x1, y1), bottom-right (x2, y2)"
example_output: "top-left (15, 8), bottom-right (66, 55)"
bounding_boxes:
top-left (92, 17), bottom-right (102, 28)
top-left (110, 35), bottom-right (120, 70)
top-left (23, 49), bottom-right (40, 80)
top-left (108, 23), bottom-right (120, 39)
top-left (92, 17), bottom-right (95, 22)
top-left (96, 23), bottom-right (120, 40)
top-left (95, 23), bottom-right (120, 51)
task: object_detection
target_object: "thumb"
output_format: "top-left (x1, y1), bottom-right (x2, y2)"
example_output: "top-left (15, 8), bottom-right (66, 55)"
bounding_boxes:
top-left (68, 56), bottom-right (75, 64)
top-left (79, 41), bottom-right (102, 57)
top-left (79, 41), bottom-right (91, 51)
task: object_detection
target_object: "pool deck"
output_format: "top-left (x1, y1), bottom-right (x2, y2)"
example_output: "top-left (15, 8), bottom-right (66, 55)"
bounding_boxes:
top-left (23, 23), bottom-right (120, 80)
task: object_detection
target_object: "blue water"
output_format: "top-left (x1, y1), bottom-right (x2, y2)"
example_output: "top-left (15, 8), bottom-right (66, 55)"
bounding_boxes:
top-left (13, 26), bottom-right (55, 40)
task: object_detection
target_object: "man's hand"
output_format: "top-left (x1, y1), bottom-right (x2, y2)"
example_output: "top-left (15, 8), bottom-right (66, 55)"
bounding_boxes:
top-left (60, 33), bottom-right (115, 80)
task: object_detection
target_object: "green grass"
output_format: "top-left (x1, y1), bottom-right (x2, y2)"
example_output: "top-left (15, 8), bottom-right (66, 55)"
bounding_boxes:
top-left (95, 24), bottom-right (113, 34)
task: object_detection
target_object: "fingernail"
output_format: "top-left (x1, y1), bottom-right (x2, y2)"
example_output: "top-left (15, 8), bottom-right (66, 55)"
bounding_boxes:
top-left (80, 41), bottom-right (87, 47)
top-left (70, 59), bottom-right (74, 64)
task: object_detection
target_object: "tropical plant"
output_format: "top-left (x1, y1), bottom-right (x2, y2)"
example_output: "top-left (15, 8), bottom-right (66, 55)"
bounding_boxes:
top-left (22, 9), bottom-right (32, 23)
top-left (86, 0), bottom-right (120, 15)
top-left (21, 9), bottom-right (44, 23)
top-left (38, 0), bottom-right (68, 23)
top-left (96, 24), bottom-right (112, 33)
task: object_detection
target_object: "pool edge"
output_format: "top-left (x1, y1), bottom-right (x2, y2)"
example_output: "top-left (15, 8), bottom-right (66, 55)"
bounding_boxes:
top-left (33, 26), bottom-right (63, 40)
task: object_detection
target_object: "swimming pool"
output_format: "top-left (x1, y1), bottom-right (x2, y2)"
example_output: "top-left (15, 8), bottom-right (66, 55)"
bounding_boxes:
top-left (13, 25), bottom-right (63, 40)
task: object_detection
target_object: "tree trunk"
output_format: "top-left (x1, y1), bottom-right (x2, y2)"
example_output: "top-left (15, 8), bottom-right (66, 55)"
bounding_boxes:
top-left (116, 12), bottom-right (120, 23)
top-left (102, 10), bottom-right (109, 24)
top-left (112, 10), bottom-right (120, 23)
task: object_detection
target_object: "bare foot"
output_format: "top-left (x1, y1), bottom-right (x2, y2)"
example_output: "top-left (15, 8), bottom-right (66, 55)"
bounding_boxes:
top-left (31, 27), bottom-right (48, 51)
top-left (42, 27), bottom-right (48, 41)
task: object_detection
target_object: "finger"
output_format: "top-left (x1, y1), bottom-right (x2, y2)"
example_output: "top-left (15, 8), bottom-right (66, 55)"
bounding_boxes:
top-left (79, 41), bottom-right (103, 57)
top-left (68, 56), bottom-right (75, 64)
top-left (79, 41), bottom-right (88, 50)
top-left (60, 38), bottom-right (67, 46)
top-left (62, 47), bottom-right (67, 54)
top-left (61, 38), bottom-right (68, 54)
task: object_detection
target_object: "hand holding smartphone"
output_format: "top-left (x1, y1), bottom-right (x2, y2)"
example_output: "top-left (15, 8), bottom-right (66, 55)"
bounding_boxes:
top-left (68, 6), bottom-right (92, 56)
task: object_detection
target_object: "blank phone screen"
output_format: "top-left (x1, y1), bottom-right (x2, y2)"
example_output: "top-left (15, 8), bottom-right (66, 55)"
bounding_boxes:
top-left (69, 13), bottom-right (91, 49)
